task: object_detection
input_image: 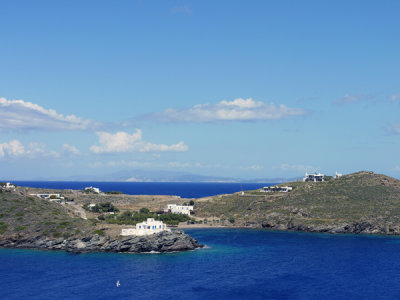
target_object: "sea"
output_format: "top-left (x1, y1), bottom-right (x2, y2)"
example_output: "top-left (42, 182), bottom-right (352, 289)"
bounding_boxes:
top-left (2, 229), bottom-right (400, 299)
top-left (11, 181), bottom-right (273, 198)
top-left (2, 182), bottom-right (400, 299)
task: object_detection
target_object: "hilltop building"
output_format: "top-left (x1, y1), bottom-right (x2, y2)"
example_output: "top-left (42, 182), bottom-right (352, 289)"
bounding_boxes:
top-left (30, 193), bottom-right (64, 201)
top-left (334, 171), bottom-right (343, 179)
top-left (121, 218), bottom-right (169, 236)
top-left (84, 186), bottom-right (101, 194)
top-left (303, 173), bottom-right (325, 182)
top-left (1, 182), bottom-right (16, 192)
top-left (260, 186), bottom-right (293, 193)
top-left (167, 204), bottom-right (193, 216)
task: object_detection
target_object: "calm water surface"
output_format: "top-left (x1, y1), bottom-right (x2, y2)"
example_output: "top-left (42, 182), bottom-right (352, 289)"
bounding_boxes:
top-left (11, 181), bottom-right (272, 198)
top-left (1, 229), bottom-right (400, 299)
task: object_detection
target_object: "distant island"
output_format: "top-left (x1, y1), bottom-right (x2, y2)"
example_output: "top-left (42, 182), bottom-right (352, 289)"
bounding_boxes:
top-left (2, 170), bottom-right (400, 254)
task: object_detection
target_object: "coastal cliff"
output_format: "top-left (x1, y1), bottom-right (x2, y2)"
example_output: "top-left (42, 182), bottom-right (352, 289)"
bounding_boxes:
top-left (0, 230), bottom-right (202, 253)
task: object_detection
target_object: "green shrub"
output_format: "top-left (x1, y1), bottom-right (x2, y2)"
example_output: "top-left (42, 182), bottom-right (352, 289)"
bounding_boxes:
top-left (139, 208), bottom-right (150, 214)
top-left (94, 229), bottom-right (105, 236)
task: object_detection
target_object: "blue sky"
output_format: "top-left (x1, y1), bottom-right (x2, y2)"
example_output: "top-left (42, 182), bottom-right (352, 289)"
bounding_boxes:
top-left (1, 0), bottom-right (400, 180)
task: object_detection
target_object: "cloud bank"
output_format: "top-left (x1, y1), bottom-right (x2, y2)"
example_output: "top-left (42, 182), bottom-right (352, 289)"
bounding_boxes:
top-left (146, 98), bottom-right (308, 123)
top-left (90, 129), bottom-right (188, 154)
top-left (0, 97), bottom-right (96, 131)
top-left (0, 140), bottom-right (59, 159)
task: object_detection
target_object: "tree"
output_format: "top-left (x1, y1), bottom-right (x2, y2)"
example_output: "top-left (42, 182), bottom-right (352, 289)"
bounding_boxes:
top-left (189, 200), bottom-right (195, 206)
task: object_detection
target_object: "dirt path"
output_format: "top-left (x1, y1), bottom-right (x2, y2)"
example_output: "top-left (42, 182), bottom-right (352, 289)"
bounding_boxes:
top-left (65, 202), bottom-right (87, 220)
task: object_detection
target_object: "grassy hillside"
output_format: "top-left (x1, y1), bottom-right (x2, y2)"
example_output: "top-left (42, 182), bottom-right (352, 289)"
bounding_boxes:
top-left (0, 191), bottom-right (95, 239)
top-left (195, 172), bottom-right (400, 233)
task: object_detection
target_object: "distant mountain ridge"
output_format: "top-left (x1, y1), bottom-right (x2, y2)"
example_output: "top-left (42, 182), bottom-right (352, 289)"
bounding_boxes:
top-left (4, 169), bottom-right (298, 183)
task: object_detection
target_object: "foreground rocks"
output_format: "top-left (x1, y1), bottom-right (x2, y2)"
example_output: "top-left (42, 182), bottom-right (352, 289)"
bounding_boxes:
top-left (0, 230), bottom-right (203, 254)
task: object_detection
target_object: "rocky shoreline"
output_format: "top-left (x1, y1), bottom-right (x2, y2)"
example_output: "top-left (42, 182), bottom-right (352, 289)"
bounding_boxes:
top-left (0, 230), bottom-right (203, 254)
top-left (261, 221), bottom-right (399, 235)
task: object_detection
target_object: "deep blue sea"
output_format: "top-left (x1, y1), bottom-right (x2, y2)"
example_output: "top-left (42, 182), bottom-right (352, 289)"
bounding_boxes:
top-left (11, 181), bottom-right (272, 198)
top-left (2, 229), bottom-right (400, 299)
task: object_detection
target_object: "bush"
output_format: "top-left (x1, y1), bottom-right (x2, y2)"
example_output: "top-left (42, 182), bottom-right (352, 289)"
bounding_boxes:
top-left (189, 200), bottom-right (195, 205)
top-left (105, 191), bottom-right (123, 194)
top-left (94, 229), bottom-right (105, 236)
top-left (229, 217), bottom-right (235, 224)
top-left (139, 208), bottom-right (150, 214)
top-left (85, 202), bottom-right (119, 213)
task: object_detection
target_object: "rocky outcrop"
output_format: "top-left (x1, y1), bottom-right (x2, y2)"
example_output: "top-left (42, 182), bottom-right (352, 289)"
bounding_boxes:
top-left (260, 220), bottom-right (396, 235)
top-left (0, 230), bottom-right (203, 254)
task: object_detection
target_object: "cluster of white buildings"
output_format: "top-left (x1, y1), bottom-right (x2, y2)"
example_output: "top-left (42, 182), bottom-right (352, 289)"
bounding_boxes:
top-left (260, 186), bottom-right (293, 193)
top-left (121, 218), bottom-right (170, 236)
top-left (303, 173), bottom-right (325, 182)
top-left (30, 193), bottom-right (65, 201)
top-left (1, 182), bottom-right (16, 192)
top-left (303, 172), bottom-right (343, 182)
top-left (84, 186), bottom-right (101, 194)
top-left (167, 204), bottom-right (194, 216)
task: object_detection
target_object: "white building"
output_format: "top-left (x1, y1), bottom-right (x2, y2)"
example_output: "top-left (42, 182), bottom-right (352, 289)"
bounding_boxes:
top-left (1, 182), bottom-right (16, 192)
top-left (121, 218), bottom-right (169, 236)
top-left (30, 193), bottom-right (64, 200)
top-left (167, 204), bottom-right (194, 216)
top-left (85, 186), bottom-right (101, 194)
top-left (334, 171), bottom-right (343, 179)
top-left (260, 186), bottom-right (293, 193)
top-left (303, 173), bottom-right (325, 182)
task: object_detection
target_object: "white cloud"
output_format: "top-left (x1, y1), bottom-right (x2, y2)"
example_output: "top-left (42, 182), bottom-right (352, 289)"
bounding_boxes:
top-left (146, 98), bottom-right (308, 123)
top-left (0, 140), bottom-right (59, 159)
top-left (0, 140), bottom-right (25, 158)
top-left (62, 144), bottom-right (80, 156)
top-left (90, 129), bottom-right (189, 154)
top-left (0, 97), bottom-right (96, 131)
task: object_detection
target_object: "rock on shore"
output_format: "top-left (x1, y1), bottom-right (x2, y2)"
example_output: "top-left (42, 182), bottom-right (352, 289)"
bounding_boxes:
top-left (0, 230), bottom-right (203, 254)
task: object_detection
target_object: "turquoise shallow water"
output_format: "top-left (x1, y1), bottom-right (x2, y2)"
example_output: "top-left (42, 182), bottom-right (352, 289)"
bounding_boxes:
top-left (2, 229), bottom-right (400, 299)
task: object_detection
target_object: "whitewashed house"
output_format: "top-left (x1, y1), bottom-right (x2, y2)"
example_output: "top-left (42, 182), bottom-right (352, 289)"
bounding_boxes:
top-left (334, 171), bottom-right (343, 179)
top-left (167, 204), bottom-right (193, 216)
top-left (260, 186), bottom-right (293, 193)
top-left (85, 186), bottom-right (101, 194)
top-left (303, 173), bottom-right (325, 182)
top-left (2, 182), bottom-right (16, 192)
top-left (30, 193), bottom-right (64, 200)
top-left (120, 218), bottom-right (169, 236)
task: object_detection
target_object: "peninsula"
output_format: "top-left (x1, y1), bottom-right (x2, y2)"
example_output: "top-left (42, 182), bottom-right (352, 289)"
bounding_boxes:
top-left (0, 186), bottom-right (202, 253)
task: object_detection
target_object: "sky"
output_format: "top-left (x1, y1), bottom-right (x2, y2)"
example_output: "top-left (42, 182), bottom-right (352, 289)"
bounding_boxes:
top-left (1, 0), bottom-right (400, 180)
